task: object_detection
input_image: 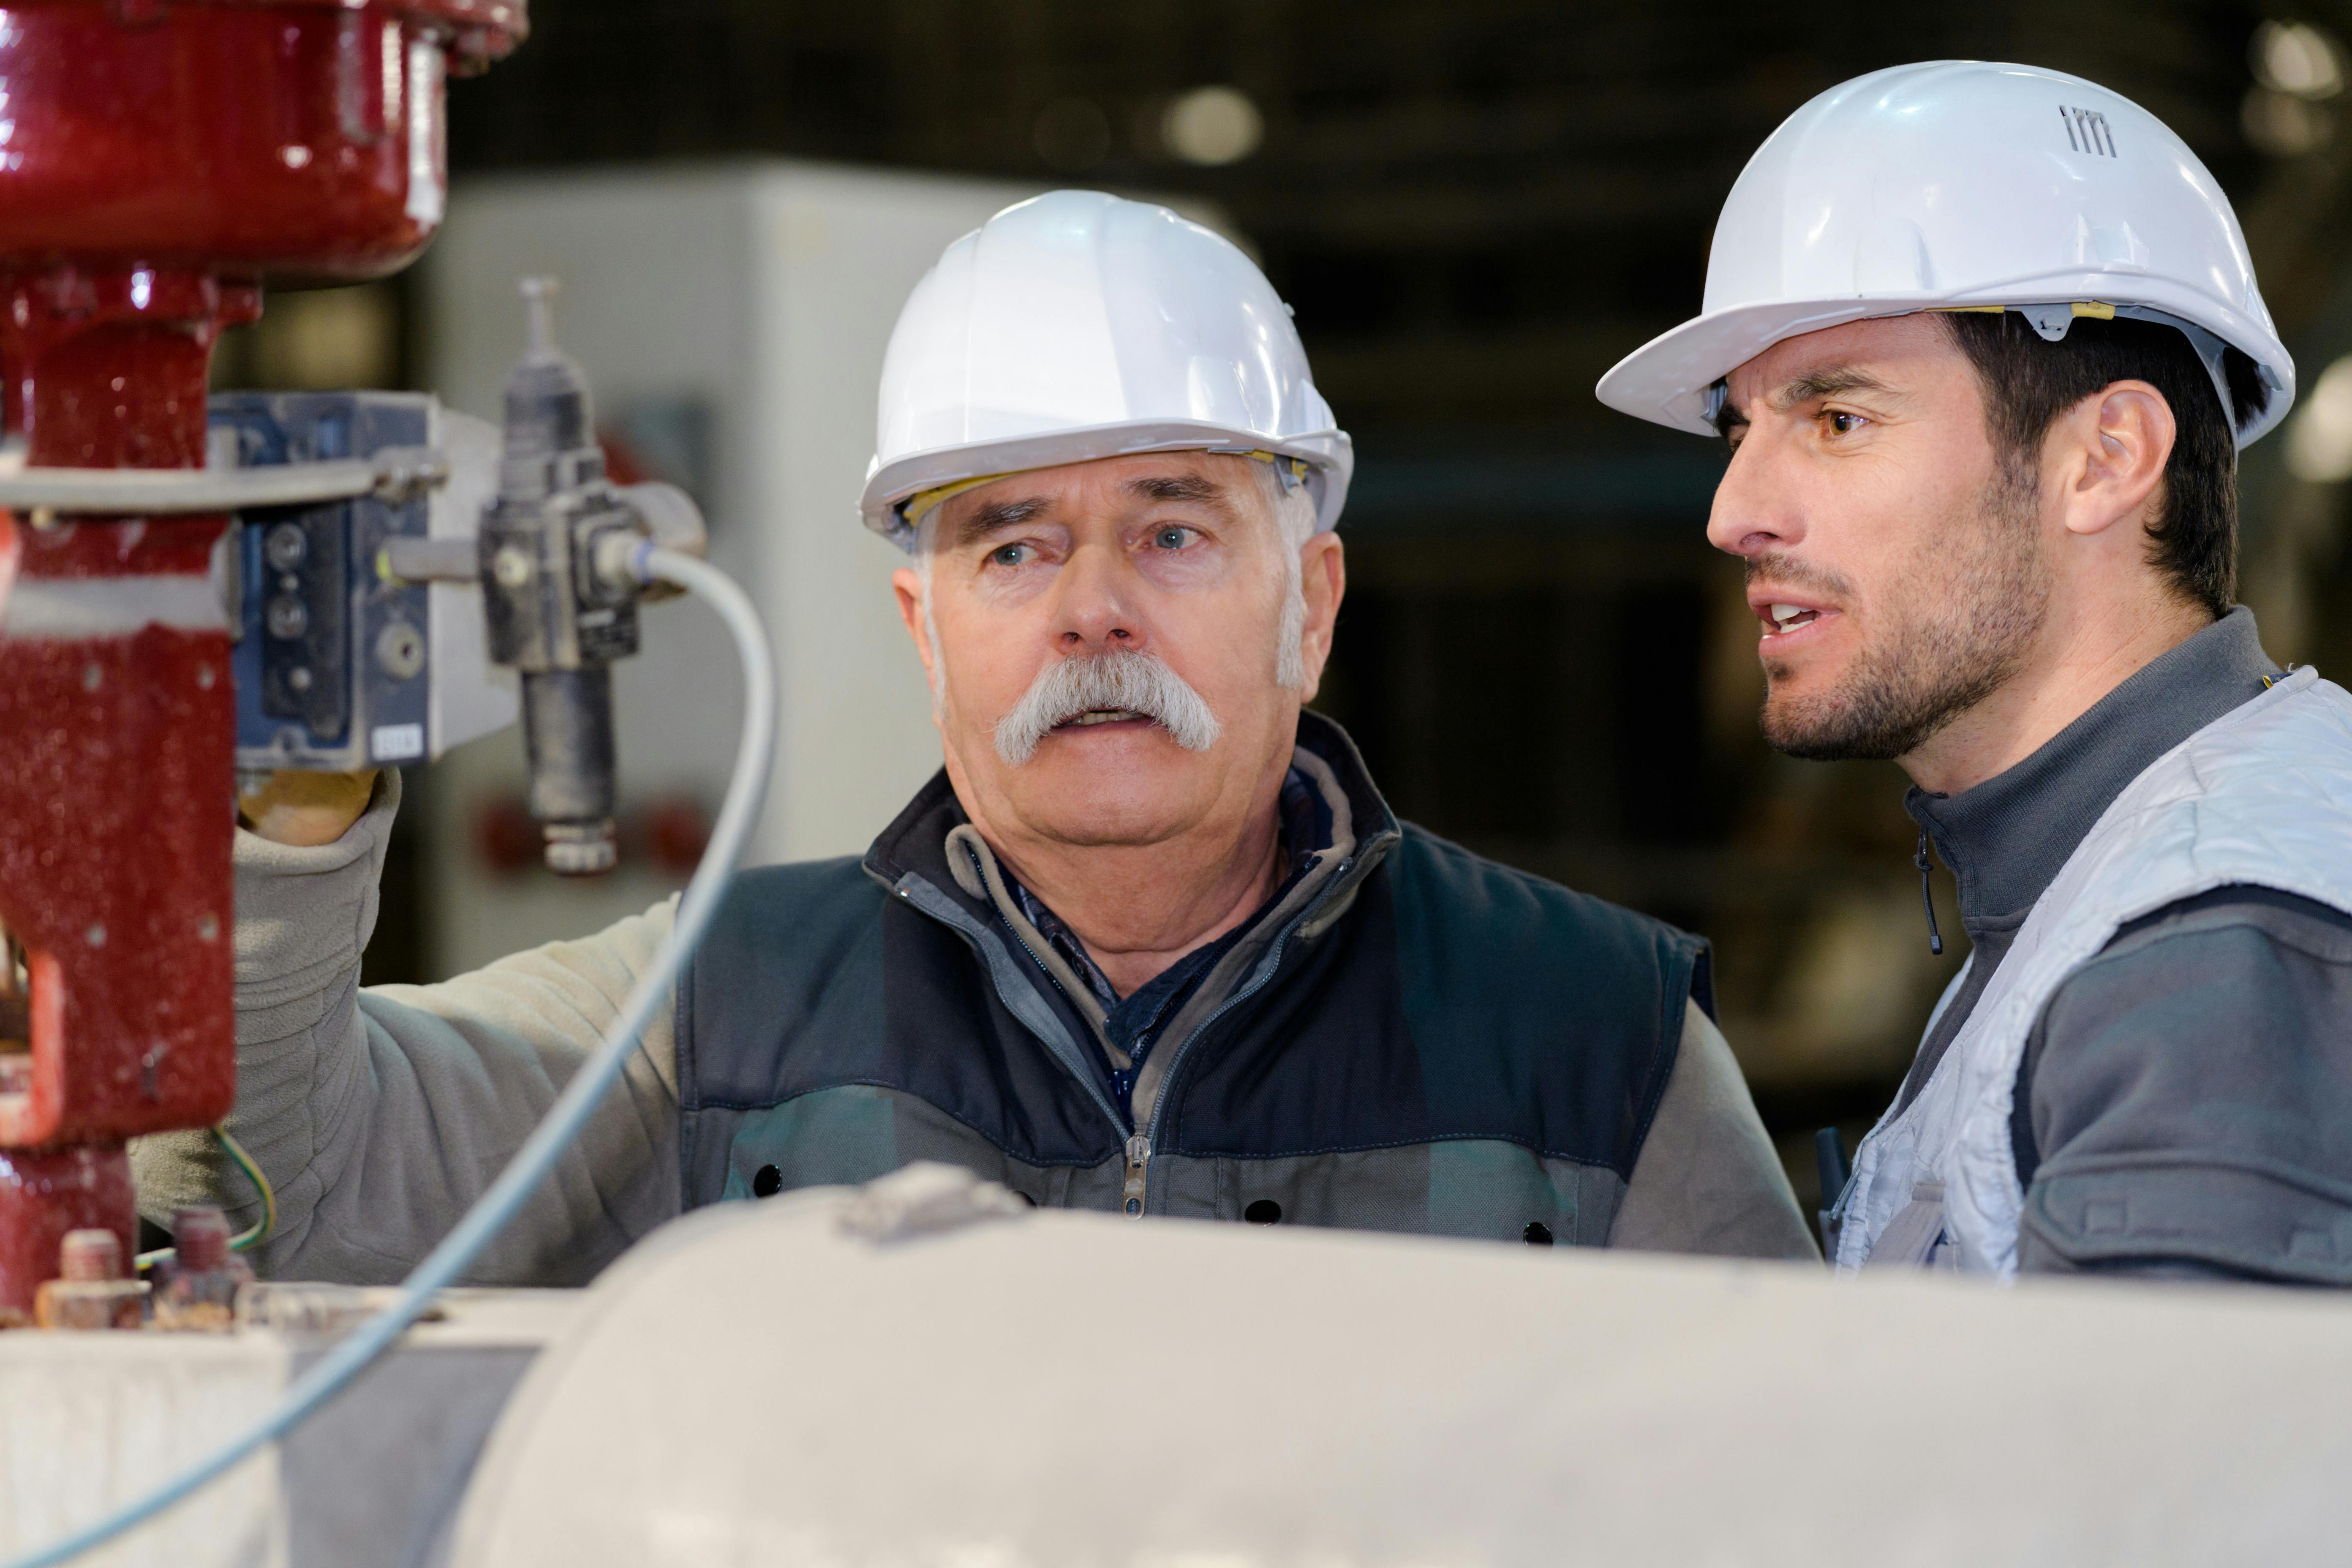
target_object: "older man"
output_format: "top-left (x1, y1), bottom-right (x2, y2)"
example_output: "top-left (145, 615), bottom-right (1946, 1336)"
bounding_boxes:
top-left (1601, 64), bottom-right (2352, 1282)
top-left (142, 192), bottom-right (1811, 1283)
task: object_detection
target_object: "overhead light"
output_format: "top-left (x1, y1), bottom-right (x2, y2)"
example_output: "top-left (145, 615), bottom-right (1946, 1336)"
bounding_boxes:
top-left (2253, 20), bottom-right (2344, 100)
top-left (2286, 353), bottom-right (2352, 483)
top-left (2244, 84), bottom-right (2336, 156)
top-left (1163, 86), bottom-right (1263, 167)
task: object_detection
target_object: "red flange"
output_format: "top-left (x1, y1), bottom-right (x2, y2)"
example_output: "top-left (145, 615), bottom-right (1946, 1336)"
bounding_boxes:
top-left (0, 0), bottom-right (524, 284)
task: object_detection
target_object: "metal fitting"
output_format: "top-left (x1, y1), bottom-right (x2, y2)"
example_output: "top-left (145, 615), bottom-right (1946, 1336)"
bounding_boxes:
top-left (542, 819), bottom-right (618, 876)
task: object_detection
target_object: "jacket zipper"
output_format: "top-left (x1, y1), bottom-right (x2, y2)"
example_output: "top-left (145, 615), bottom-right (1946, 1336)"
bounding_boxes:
top-left (902, 845), bottom-right (1369, 1223)
top-left (983, 903), bottom-right (1157, 1213)
top-left (999, 918), bottom-right (1155, 1220)
top-left (1134, 857), bottom-right (1354, 1214)
top-left (1122, 1133), bottom-right (1151, 1218)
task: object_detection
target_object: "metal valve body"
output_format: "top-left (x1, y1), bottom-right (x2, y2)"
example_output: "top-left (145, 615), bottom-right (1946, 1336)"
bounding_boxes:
top-left (479, 283), bottom-right (645, 875)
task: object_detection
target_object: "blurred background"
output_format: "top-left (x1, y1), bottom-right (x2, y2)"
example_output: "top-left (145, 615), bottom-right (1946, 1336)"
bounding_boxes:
top-left (212, 0), bottom-right (2352, 1208)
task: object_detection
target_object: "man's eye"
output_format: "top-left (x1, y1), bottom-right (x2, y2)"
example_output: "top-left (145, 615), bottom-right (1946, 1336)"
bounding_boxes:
top-left (990, 543), bottom-right (1030, 567)
top-left (1824, 410), bottom-right (1868, 436)
top-left (1152, 526), bottom-right (1196, 550)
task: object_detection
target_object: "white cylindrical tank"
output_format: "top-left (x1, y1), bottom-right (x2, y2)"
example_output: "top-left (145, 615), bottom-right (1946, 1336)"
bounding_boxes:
top-left (450, 1166), bottom-right (2352, 1567)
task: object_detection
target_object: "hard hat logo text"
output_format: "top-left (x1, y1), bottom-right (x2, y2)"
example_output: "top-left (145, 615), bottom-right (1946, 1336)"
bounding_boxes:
top-left (2059, 106), bottom-right (2118, 158)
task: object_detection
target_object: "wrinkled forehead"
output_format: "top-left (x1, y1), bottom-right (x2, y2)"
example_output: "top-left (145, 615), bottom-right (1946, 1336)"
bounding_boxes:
top-left (930, 450), bottom-right (1272, 548)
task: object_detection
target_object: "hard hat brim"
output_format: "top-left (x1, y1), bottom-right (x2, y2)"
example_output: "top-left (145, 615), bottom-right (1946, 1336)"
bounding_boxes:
top-left (861, 420), bottom-right (1354, 547)
top-left (1598, 280), bottom-right (2296, 448)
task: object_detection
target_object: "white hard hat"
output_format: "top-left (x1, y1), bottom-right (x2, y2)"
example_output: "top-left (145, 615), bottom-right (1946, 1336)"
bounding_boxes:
top-left (1598, 61), bottom-right (2296, 446)
top-left (860, 190), bottom-right (1353, 547)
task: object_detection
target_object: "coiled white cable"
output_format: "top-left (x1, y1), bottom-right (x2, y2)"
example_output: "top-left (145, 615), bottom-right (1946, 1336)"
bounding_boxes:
top-left (4, 547), bottom-right (775, 1568)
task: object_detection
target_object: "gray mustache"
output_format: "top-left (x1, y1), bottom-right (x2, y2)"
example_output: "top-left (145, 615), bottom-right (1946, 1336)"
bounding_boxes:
top-left (991, 648), bottom-right (1223, 765)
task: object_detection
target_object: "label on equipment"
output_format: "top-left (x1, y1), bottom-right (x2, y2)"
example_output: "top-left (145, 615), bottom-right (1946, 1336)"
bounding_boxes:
top-left (373, 723), bottom-right (425, 762)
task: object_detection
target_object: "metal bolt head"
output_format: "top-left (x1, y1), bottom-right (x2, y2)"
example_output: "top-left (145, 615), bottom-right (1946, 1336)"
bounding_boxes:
top-left (84, 923), bottom-right (105, 948)
top-left (58, 1228), bottom-right (122, 1282)
top-left (543, 820), bottom-right (618, 876)
top-left (263, 521), bottom-right (308, 572)
top-left (265, 594), bottom-right (309, 640)
top-left (288, 667), bottom-right (313, 692)
top-left (375, 621), bottom-right (426, 680)
top-left (492, 546), bottom-right (534, 588)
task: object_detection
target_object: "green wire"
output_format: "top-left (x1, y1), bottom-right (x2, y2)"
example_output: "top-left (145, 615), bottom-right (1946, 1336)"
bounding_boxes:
top-left (214, 1124), bottom-right (275, 1253)
top-left (132, 1124), bottom-right (276, 1271)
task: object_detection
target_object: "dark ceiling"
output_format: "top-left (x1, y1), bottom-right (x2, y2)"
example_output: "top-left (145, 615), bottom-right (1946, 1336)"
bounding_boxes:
top-left (449, 0), bottom-right (2323, 446)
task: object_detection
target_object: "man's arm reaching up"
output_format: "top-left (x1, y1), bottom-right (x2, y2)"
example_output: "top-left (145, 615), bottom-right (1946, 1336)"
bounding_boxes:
top-left (129, 770), bottom-right (683, 1286)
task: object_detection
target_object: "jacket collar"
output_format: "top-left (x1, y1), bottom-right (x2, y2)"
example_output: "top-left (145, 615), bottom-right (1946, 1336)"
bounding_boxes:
top-left (1904, 606), bottom-right (2279, 925)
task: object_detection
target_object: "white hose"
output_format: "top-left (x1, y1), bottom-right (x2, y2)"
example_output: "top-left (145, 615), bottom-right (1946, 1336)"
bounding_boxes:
top-left (0, 458), bottom-right (396, 514)
top-left (2, 547), bottom-right (775, 1568)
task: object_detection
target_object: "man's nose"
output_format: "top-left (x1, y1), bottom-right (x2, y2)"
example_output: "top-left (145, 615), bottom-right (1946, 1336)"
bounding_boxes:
top-left (1048, 542), bottom-right (1143, 653)
top-left (1704, 430), bottom-right (1803, 559)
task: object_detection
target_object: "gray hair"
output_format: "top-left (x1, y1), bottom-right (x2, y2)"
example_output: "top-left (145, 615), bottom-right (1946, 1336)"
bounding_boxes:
top-left (1251, 461), bottom-right (1320, 690)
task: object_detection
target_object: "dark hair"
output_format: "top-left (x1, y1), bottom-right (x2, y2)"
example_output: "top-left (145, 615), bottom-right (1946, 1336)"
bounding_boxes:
top-left (1939, 312), bottom-right (2271, 617)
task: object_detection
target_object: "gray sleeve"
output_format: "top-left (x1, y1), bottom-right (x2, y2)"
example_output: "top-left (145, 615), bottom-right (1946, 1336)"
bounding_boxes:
top-left (2016, 888), bottom-right (2352, 1285)
top-left (128, 769), bottom-right (682, 1288)
top-left (1607, 999), bottom-right (1819, 1261)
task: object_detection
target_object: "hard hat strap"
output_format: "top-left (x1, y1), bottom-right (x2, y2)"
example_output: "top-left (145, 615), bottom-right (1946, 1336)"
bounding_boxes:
top-left (897, 473), bottom-right (1013, 536)
top-left (1945, 302), bottom-right (2240, 432)
top-left (893, 449), bottom-right (1310, 545)
top-left (2112, 305), bottom-right (2237, 430)
top-left (1205, 446), bottom-right (1310, 491)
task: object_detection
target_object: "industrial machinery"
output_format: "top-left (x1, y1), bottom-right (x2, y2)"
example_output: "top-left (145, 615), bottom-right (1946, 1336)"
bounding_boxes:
top-left (0, 0), bottom-right (528, 1325)
top-left (214, 391), bottom-right (514, 779)
top-left (214, 301), bottom-right (705, 869)
top-left (0, 2), bottom-right (783, 1561)
top-left (0, 0), bottom-right (720, 1317)
top-left (0, 0), bottom-right (817, 1556)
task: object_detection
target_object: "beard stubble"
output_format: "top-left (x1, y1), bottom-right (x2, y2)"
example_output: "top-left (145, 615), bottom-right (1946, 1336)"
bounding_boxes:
top-left (1758, 466), bottom-right (2050, 762)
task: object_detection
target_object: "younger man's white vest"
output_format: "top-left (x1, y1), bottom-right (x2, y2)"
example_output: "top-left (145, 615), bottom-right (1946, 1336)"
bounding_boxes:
top-left (1833, 667), bottom-right (2352, 1276)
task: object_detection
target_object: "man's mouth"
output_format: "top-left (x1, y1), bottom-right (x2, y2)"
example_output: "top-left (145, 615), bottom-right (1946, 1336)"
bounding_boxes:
top-left (1753, 596), bottom-right (1840, 641)
top-left (1054, 707), bottom-right (1151, 730)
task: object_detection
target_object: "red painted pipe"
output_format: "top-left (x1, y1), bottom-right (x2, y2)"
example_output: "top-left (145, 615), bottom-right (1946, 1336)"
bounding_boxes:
top-left (0, 0), bottom-right (524, 1315)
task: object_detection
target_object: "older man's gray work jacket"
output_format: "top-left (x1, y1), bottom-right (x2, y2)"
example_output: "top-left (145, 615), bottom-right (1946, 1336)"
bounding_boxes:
top-left (133, 714), bottom-right (1811, 1285)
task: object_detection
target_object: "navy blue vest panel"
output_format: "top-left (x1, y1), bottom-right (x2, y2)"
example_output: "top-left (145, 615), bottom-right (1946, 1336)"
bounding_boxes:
top-left (675, 856), bottom-right (1130, 1175)
top-left (1148, 830), bottom-right (1697, 1176)
top-left (1387, 828), bottom-right (1702, 1173)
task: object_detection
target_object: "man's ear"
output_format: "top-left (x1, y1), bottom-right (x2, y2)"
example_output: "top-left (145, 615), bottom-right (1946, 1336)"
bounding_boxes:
top-left (2055, 380), bottom-right (2174, 539)
top-left (1294, 531), bottom-right (1346, 701)
top-left (892, 566), bottom-right (937, 686)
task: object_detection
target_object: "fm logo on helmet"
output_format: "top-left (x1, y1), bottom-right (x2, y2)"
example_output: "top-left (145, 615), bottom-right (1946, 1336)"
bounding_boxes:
top-left (2059, 105), bottom-right (2118, 157)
